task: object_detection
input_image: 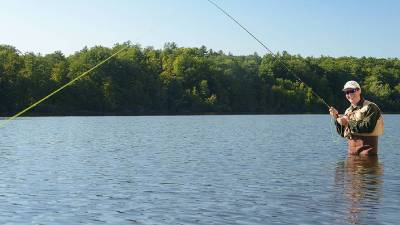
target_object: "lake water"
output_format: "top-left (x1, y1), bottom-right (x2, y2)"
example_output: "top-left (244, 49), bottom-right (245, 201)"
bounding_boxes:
top-left (0, 115), bottom-right (399, 224)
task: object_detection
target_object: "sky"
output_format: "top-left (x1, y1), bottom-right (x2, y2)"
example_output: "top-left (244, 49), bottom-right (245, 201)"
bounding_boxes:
top-left (1, 0), bottom-right (399, 58)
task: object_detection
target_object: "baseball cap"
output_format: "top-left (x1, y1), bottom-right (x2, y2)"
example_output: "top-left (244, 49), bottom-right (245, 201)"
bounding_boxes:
top-left (343, 80), bottom-right (361, 91)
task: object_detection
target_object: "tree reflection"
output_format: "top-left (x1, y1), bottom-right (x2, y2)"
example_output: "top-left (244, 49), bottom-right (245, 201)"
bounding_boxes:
top-left (334, 155), bottom-right (383, 225)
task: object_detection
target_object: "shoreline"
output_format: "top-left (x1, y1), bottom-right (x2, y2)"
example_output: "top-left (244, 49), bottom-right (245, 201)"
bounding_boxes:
top-left (1, 111), bottom-right (399, 117)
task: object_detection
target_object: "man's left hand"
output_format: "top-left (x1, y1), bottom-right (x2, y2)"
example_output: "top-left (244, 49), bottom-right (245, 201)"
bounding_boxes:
top-left (336, 116), bottom-right (349, 126)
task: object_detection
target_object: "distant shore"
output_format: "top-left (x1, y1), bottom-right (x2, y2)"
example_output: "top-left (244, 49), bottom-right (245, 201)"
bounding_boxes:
top-left (2, 111), bottom-right (399, 117)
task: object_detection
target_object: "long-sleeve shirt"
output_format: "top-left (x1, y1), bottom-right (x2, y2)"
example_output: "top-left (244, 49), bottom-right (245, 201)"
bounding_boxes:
top-left (335, 98), bottom-right (381, 138)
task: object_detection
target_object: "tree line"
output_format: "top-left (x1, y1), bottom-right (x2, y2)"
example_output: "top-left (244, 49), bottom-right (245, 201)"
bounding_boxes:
top-left (1, 42), bottom-right (399, 116)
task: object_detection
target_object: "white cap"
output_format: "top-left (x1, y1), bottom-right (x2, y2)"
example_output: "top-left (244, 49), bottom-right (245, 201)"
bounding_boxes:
top-left (343, 80), bottom-right (361, 90)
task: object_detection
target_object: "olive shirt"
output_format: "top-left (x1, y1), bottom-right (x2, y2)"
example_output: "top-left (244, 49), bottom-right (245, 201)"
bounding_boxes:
top-left (335, 98), bottom-right (381, 138)
top-left (334, 98), bottom-right (382, 155)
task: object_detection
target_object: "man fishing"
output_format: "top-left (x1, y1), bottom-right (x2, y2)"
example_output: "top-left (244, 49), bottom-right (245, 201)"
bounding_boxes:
top-left (329, 81), bottom-right (384, 155)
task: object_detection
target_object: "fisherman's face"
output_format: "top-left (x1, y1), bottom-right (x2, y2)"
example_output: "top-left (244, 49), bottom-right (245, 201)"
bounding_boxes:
top-left (344, 88), bottom-right (361, 105)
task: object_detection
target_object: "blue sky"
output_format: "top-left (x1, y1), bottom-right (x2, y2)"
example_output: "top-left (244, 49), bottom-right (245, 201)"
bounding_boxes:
top-left (1, 0), bottom-right (399, 57)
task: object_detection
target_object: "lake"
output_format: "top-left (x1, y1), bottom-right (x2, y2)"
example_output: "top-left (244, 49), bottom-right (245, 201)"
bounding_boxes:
top-left (0, 115), bottom-right (399, 224)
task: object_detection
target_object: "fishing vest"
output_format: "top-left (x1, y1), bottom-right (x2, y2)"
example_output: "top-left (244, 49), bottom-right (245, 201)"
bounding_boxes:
top-left (344, 100), bottom-right (384, 137)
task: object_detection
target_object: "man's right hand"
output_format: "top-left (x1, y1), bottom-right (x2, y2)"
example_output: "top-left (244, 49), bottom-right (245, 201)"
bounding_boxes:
top-left (329, 107), bottom-right (339, 119)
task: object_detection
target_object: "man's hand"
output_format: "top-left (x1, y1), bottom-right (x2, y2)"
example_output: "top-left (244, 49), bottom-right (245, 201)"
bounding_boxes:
top-left (336, 116), bottom-right (349, 126)
top-left (329, 107), bottom-right (339, 119)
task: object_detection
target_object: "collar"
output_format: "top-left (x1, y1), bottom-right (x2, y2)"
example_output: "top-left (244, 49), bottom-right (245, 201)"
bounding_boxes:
top-left (350, 97), bottom-right (365, 110)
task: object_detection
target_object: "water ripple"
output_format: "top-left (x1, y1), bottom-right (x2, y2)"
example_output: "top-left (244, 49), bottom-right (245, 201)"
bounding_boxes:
top-left (0, 115), bottom-right (399, 224)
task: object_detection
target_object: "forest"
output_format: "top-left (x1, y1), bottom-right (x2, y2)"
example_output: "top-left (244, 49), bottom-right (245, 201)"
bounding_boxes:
top-left (1, 42), bottom-right (399, 116)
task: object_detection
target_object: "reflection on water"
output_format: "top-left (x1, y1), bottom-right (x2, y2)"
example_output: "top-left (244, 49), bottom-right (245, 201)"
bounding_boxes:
top-left (1, 115), bottom-right (399, 224)
top-left (335, 155), bottom-right (383, 225)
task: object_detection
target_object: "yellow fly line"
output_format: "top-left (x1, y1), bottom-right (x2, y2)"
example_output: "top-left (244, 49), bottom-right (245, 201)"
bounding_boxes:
top-left (0, 45), bottom-right (129, 129)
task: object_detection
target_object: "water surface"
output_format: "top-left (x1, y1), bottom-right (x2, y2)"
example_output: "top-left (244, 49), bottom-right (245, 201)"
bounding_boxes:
top-left (0, 115), bottom-right (399, 224)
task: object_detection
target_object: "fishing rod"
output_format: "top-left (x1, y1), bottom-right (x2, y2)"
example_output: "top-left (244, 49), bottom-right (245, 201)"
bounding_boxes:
top-left (0, 45), bottom-right (129, 129)
top-left (206, 0), bottom-right (331, 109)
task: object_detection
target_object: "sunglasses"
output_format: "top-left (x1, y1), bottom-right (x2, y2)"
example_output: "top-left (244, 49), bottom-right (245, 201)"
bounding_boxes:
top-left (344, 88), bottom-right (358, 95)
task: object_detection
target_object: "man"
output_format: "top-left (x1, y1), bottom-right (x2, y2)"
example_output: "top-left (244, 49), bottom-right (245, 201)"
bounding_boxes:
top-left (329, 81), bottom-right (384, 155)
